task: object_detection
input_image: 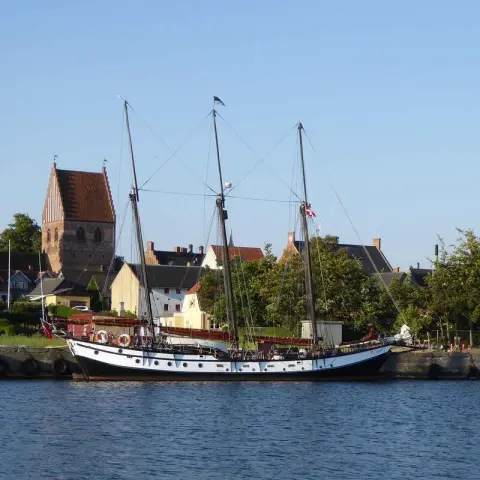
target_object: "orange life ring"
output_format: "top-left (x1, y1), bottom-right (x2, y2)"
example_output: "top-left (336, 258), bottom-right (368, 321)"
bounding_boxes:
top-left (118, 333), bottom-right (131, 347)
top-left (95, 330), bottom-right (109, 344)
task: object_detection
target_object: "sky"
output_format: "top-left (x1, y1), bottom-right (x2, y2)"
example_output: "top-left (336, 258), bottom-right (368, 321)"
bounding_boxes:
top-left (1, 1), bottom-right (479, 269)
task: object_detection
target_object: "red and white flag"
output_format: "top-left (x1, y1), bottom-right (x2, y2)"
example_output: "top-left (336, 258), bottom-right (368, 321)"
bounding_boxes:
top-left (305, 205), bottom-right (317, 217)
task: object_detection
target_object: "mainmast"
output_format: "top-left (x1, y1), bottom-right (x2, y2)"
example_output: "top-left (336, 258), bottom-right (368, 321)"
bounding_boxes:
top-left (124, 100), bottom-right (157, 343)
top-left (212, 101), bottom-right (238, 349)
top-left (298, 122), bottom-right (318, 344)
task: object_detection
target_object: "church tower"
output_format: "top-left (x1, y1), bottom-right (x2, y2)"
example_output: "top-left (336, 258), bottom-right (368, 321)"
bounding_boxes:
top-left (42, 163), bottom-right (116, 274)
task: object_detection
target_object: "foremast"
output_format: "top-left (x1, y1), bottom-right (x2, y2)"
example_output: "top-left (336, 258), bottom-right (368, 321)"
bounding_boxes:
top-left (297, 122), bottom-right (318, 344)
top-left (212, 101), bottom-right (239, 350)
top-left (124, 100), bottom-right (157, 343)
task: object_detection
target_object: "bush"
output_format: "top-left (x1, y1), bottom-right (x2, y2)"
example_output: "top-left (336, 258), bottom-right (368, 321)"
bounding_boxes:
top-left (48, 305), bottom-right (77, 318)
top-left (9, 301), bottom-right (42, 315)
top-left (97, 310), bottom-right (118, 317)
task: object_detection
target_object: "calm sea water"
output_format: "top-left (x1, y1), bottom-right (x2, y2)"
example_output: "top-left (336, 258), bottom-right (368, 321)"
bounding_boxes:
top-left (0, 380), bottom-right (478, 480)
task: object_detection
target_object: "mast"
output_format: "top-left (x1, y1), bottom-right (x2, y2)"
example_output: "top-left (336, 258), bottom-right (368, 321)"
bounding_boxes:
top-left (7, 240), bottom-right (11, 310)
top-left (39, 251), bottom-right (45, 320)
top-left (298, 122), bottom-right (318, 344)
top-left (212, 104), bottom-right (238, 349)
top-left (124, 100), bottom-right (157, 342)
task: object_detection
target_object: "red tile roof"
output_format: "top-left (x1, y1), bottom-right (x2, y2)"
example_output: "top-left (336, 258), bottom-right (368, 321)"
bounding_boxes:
top-left (187, 282), bottom-right (201, 294)
top-left (211, 245), bottom-right (264, 263)
top-left (55, 167), bottom-right (115, 223)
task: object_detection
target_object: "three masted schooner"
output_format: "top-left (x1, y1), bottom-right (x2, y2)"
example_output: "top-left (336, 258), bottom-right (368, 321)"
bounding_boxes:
top-left (66, 98), bottom-right (392, 381)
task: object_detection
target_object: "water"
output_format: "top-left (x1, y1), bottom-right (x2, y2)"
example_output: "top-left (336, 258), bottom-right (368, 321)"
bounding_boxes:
top-left (0, 380), bottom-right (478, 480)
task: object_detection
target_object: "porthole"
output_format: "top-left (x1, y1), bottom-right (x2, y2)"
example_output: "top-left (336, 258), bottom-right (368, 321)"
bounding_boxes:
top-left (94, 350), bottom-right (99, 355)
top-left (135, 359), bottom-right (140, 364)
top-left (239, 368), bottom-right (242, 372)
top-left (252, 368), bottom-right (255, 372)
top-left (154, 361), bottom-right (159, 366)
top-left (183, 362), bottom-right (187, 367)
top-left (198, 363), bottom-right (203, 368)
top-left (167, 362), bottom-right (172, 366)
top-left (118, 349), bottom-right (123, 354)
top-left (302, 367), bottom-right (305, 370)
top-left (283, 368), bottom-right (286, 371)
top-left (264, 368), bottom-right (268, 372)
top-left (226, 368), bottom-right (229, 372)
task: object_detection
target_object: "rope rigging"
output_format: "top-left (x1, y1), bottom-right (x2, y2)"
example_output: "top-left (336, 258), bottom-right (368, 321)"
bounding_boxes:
top-left (301, 127), bottom-right (404, 320)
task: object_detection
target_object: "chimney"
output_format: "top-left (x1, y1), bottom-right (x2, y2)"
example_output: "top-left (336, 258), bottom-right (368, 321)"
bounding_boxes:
top-left (373, 238), bottom-right (381, 251)
top-left (288, 232), bottom-right (295, 245)
top-left (183, 247), bottom-right (187, 253)
top-left (199, 246), bottom-right (204, 254)
top-left (393, 267), bottom-right (400, 273)
top-left (146, 241), bottom-right (154, 252)
top-left (174, 246), bottom-right (182, 253)
top-left (417, 262), bottom-right (420, 269)
top-left (188, 244), bottom-right (193, 253)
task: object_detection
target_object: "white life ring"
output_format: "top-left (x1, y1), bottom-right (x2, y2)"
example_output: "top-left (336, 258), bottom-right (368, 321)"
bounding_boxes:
top-left (95, 330), bottom-right (110, 344)
top-left (118, 333), bottom-right (131, 348)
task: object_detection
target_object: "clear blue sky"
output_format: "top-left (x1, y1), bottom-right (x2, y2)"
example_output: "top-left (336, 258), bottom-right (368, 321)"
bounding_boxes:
top-left (1, 1), bottom-right (479, 269)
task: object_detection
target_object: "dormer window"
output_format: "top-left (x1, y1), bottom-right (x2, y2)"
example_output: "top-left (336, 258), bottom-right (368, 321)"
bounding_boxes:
top-left (94, 228), bottom-right (102, 243)
top-left (76, 226), bottom-right (85, 241)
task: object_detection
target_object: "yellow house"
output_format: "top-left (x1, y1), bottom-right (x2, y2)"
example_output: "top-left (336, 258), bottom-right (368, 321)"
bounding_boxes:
top-left (181, 283), bottom-right (211, 330)
top-left (110, 263), bottom-right (140, 315)
top-left (28, 278), bottom-right (91, 308)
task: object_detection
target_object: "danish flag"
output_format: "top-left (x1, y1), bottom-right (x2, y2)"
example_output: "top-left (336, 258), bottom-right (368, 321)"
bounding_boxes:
top-left (305, 204), bottom-right (316, 217)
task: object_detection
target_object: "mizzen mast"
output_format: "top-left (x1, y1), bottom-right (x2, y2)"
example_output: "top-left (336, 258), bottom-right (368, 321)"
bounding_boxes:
top-left (212, 98), bottom-right (238, 349)
top-left (297, 122), bottom-right (318, 344)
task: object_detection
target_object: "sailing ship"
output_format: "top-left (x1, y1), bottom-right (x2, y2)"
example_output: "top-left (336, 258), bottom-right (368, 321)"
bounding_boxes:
top-left (66, 99), bottom-right (392, 381)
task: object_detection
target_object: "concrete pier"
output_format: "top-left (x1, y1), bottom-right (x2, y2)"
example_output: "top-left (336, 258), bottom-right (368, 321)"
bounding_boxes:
top-left (0, 345), bottom-right (82, 378)
top-left (380, 349), bottom-right (480, 379)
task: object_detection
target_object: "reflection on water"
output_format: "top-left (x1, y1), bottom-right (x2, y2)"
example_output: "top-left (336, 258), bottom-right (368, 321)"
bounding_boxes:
top-left (0, 381), bottom-right (478, 479)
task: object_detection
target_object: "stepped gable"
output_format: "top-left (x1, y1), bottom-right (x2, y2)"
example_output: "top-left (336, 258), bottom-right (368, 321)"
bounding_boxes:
top-left (55, 167), bottom-right (115, 223)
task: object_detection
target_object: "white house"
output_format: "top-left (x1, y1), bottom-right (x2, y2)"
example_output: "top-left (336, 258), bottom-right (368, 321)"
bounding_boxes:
top-left (110, 263), bottom-right (203, 319)
top-left (202, 244), bottom-right (264, 269)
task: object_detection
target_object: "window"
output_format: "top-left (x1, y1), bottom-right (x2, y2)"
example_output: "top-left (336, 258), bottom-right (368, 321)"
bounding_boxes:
top-left (47, 229), bottom-right (51, 243)
top-left (163, 304), bottom-right (169, 312)
top-left (176, 288), bottom-right (181, 294)
top-left (94, 228), bottom-right (102, 243)
top-left (164, 288), bottom-right (170, 294)
top-left (11, 281), bottom-right (26, 289)
top-left (76, 226), bottom-right (85, 241)
top-left (54, 228), bottom-right (58, 242)
top-left (175, 304), bottom-right (181, 312)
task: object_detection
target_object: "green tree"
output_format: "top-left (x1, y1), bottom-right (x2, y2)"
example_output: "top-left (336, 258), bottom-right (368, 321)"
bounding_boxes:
top-left (427, 230), bottom-right (480, 345)
top-left (0, 213), bottom-right (41, 252)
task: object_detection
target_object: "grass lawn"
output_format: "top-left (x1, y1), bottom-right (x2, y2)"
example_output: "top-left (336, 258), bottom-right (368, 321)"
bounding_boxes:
top-left (0, 334), bottom-right (67, 347)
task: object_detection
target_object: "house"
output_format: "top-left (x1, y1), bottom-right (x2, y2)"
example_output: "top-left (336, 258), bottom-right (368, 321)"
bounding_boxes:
top-left (0, 251), bottom-right (51, 302)
top-left (110, 263), bottom-right (203, 319)
top-left (202, 245), bottom-right (264, 269)
top-left (179, 282), bottom-right (211, 330)
top-left (145, 241), bottom-right (204, 266)
top-left (42, 162), bottom-right (116, 274)
top-left (281, 232), bottom-right (393, 275)
top-left (407, 265), bottom-right (432, 287)
top-left (28, 278), bottom-right (91, 308)
top-left (375, 265), bottom-right (433, 289)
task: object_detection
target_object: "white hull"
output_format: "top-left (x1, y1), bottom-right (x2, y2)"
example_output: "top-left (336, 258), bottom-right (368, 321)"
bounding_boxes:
top-left (67, 339), bottom-right (392, 381)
